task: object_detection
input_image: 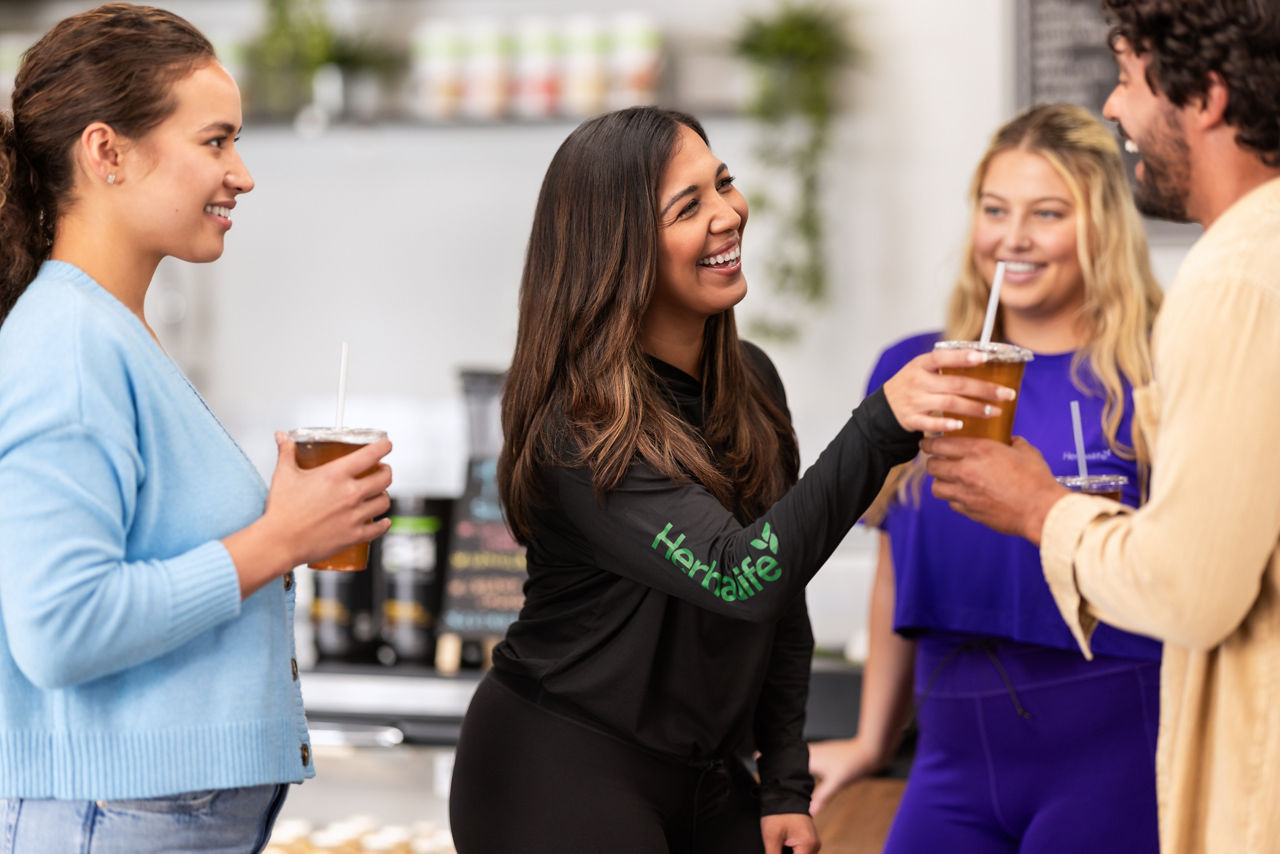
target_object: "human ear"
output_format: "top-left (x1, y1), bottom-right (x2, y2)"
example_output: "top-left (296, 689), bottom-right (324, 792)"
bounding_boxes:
top-left (77, 121), bottom-right (123, 185)
top-left (1194, 72), bottom-right (1229, 131)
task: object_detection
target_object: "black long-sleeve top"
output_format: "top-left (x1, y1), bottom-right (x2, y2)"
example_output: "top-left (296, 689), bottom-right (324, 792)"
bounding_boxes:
top-left (491, 342), bottom-right (919, 814)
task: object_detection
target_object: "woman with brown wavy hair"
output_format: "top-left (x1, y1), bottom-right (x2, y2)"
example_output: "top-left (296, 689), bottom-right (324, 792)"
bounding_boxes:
top-left (0, 5), bottom-right (391, 851)
top-left (447, 106), bottom-right (1011, 854)
top-left (809, 103), bottom-right (1164, 853)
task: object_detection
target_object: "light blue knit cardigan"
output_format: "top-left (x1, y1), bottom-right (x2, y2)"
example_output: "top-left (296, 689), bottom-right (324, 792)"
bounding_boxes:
top-left (0, 261), bottom-right (313, 799)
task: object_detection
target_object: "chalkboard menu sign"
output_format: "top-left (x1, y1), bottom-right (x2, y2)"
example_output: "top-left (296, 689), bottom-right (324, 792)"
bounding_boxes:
top-left (437, 370), bottom-right (527, 645)
top-left (1016, 0), bottom-right (1116, 117)
top-left (439, 456), bottom-right (526, 637)
top-left (1016, 0), bottom-right (1200, 242)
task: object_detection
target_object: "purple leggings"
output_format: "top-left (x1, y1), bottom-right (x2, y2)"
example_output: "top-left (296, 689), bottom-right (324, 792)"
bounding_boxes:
top-left (884, 636), bottom-right (1160, 854)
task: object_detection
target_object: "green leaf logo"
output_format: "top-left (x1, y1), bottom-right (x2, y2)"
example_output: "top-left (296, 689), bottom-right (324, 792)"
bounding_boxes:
top-left (750, 522), bottom-right (779, 554)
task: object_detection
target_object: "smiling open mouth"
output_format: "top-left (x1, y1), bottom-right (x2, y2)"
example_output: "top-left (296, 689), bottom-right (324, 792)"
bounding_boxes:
top-left (698, 246), bottom-right (741, 268)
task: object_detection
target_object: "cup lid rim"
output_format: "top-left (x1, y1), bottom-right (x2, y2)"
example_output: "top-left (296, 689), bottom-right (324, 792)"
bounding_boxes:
top-left (287, 427), bottom-right (387, 443)
top-left (1055, 474), bottom-right (1129, 488)
top-left (932, 340), bottom-right (1034, 361)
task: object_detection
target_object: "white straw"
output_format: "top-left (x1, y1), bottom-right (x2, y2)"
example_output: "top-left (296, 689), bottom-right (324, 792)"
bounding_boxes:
top-left (334, 341), bottom-right (349, 428)
top-left (979, 261), bottom-right (1006, 345)
top-left (1070, 400), bottom-right (1088, 478)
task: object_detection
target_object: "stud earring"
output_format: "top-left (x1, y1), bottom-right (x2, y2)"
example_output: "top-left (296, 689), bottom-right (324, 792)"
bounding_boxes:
top-left (106, 173), bottom-right (116, 185)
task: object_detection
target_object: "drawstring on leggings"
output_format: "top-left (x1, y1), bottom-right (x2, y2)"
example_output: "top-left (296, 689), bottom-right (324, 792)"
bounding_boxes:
top-left (688, 758), bottom-right (725, 852)
top-left (914, 640), bottom-right (1033, 721)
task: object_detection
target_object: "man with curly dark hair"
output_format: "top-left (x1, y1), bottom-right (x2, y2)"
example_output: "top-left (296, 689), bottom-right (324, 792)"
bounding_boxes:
top-left (1102, 0), bottom-right (1280, 221)
top-left (922, 2), bottom-right (1280, 852)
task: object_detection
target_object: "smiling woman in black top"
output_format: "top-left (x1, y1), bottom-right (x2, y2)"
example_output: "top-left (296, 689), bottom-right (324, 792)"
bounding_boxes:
top-left (447, 106), bottom-right (1011, 854)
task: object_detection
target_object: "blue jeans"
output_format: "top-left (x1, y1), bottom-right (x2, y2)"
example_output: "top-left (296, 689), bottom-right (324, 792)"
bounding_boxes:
top-left (1, 784), bottom-right (288, 854)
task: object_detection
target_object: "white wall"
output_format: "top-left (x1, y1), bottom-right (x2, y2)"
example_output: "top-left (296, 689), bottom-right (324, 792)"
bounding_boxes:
top-left (10, 0), bottom-right (1193, 651)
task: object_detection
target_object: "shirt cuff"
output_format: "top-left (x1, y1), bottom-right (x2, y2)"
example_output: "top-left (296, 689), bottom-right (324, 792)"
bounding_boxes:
top-left (165, 540), bottom-right (243, 648)
top-left (855, 387), bottom-right (921, 458)
top-left (1039, 493), bottom-right (1107, 659)
top-left (760, 789), bottom-right (813, 817)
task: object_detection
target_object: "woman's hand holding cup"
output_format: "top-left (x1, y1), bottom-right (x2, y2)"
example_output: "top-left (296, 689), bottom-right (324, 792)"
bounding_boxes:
top-left (266, 429), bottom-right (393, 571)
top-left (882, 348), bottom-right (1018, 435)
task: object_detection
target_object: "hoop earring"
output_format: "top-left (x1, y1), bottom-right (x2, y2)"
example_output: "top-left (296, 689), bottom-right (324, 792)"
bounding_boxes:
top-left (106, 173), bottom-right (116, 185)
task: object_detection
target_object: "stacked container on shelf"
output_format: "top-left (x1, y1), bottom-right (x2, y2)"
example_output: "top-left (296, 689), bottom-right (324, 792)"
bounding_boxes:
top-left (408, 11), bottom-right (661, 122)
top-left (310, 496), bottom-right (451, 667)
top-left (511, 16), bottom-right (560, 119)
top-left (379, 496), bottom-right (452, 666)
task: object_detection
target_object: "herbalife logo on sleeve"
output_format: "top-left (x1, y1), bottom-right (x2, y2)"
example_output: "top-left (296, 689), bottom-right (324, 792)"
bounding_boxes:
top-left (650, 521), bottom-right (782, 602)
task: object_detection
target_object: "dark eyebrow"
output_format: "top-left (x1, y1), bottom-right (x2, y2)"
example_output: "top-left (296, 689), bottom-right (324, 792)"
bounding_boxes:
top-left (660, 163), bottom-right (729, 218)
top-left (197, 121), bottom-right (240, 136)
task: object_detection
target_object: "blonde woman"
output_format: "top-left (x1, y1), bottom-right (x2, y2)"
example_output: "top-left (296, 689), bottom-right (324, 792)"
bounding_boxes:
top-left (809, 104), bottom-right (1164, 853)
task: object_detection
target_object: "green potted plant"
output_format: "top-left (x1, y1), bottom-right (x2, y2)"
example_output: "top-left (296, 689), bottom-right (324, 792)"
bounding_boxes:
top-left (324, 32), bottom-right (409, 122)
top-left (243, 0), bottom-right (334, 121)
top-left (733, 2), bottom-right (857, 339)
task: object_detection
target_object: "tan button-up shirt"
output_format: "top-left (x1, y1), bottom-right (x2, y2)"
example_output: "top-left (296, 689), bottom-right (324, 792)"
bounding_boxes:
top-left (1041, 177), bottom-right (1280, 854)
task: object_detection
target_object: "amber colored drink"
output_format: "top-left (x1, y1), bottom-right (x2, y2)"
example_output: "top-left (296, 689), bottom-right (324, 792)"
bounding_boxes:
top-left (289, 427), bottom-right (387, 571)
top-left (934, 341), bottom-right (1034, 443)
top-left (1056, 474), bottom-right (1127, 503)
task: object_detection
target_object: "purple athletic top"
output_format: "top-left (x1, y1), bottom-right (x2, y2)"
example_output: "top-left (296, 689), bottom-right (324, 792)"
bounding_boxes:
top-left (868, 332), bottom-right (1160, 660)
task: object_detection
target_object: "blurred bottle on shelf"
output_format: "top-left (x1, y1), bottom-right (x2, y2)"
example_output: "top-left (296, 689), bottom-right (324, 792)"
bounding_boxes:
top-left (560, 14), bottom-right (608, 117)
top-left (311, 517), bottom-right (384, 665)
top-left (405, 10), bottom-right (663, 124)
top-left (378, 496), bottom-right (451, 667)
top-left (607, 12), bottom-right (662, 110)
top-left (460, 17), bottom-right (512, 120)
top-left (511, 16), bottom-right (561, 119)
top-left (409, 19), bottom-right (464, 121)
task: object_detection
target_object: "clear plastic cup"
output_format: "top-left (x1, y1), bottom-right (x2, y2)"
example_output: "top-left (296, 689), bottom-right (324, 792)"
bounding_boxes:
top-left (933, 340), bottom-right (1034, 443)
top-left (1055, 473), bottom-right (1128, 502)
top-left (288, 427), bottom-right (387, 570)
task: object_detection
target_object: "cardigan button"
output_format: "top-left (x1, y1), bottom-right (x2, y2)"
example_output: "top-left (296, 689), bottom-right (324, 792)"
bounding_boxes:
top-left (283, 571), bottom-right (294, 591)
top-left (300, 743), bottom-right (310, 766)
top-left (291, 658), bottom-right (298, 680)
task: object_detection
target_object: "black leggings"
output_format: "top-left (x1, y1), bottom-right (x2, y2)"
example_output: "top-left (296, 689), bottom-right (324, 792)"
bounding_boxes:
top-left (449, 673), bottom-right (766, 854)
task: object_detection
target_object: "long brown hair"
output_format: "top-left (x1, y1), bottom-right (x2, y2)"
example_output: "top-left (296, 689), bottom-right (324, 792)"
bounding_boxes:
top-left (499, 107), bottom-right (799, 544)
top-left (872, 104), bottom-right (1163, 519)
top-left (0, 3), bottom-right (215, 323)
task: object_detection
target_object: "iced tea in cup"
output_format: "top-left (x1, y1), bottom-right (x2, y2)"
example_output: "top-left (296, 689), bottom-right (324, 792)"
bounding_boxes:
top-left (933, 341), bottom-right (1034, 443)
top-left (1055, 474), bottom-right (1127, 502)
top-left (288, 427), bottom-right (388, 570)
